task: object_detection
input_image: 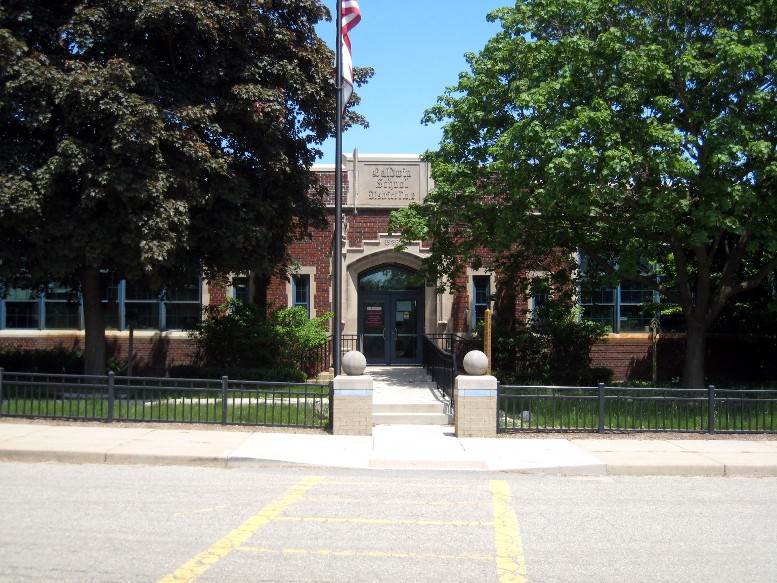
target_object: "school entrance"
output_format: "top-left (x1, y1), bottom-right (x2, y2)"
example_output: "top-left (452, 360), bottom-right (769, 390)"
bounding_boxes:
top-left (357, 265), bottom-right (424, 365)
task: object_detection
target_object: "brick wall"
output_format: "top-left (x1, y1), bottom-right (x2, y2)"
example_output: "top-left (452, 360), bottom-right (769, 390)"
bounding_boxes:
top-left (590, 334), bottom-right (777, 383)
top-left (208, 277), bottom-right (228, 306)
top-left (590, 336), bottom-right (653, 381)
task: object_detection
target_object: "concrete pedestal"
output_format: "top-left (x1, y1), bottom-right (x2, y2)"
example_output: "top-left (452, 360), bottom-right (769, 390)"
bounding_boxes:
top-left (332, 374), bottom-right (373, 436)
top-left (454, 375), bottom-right (497, 438)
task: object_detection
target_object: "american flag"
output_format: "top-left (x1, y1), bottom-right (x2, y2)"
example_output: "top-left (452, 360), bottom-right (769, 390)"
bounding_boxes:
top-left (341, 0), bottom-right (361, 111)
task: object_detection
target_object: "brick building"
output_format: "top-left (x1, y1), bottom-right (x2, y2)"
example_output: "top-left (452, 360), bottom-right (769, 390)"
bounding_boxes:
top-left (2, 151), bottom-right (735, 381)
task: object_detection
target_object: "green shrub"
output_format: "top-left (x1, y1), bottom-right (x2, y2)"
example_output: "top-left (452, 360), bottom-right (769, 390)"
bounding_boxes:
top-left (0, 347), bottom-right (84, 374)
top-left (490, 295), bottom-right (609, 386)
top-left (188, 300), bottom-right (331, 376)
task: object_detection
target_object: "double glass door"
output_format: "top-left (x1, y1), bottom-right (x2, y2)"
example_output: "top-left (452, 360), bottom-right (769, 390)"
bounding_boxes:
top-left (360, 292), bottom-right (422, 365)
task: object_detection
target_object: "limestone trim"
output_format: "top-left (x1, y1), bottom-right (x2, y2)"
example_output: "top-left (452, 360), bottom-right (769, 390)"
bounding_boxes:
top-left (342, 247), bottom-right (437, 336)
top-left (466, 267), bottom-right (496, 333)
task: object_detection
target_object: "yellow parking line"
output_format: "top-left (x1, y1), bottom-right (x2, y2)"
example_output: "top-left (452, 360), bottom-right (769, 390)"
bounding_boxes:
top-left (490, 480), bottom-right (528, 583)
top-left (323, 480), bottom-right (479, 489)
top-left (303, 496), bottom-right (488, 507)
top-left (157, 475), bottom-right (324, 583)
top-left (236, 546), bottom-right (495, 561)
top-left (276, 516), bottom-right (494, 527)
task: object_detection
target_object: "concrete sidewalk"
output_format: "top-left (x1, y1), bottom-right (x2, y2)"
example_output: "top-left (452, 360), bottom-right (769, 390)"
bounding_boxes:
top-left (1, 420), bottom-right (776, 477)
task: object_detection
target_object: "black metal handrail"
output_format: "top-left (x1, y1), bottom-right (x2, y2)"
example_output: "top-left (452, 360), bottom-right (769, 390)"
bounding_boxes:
top-left (425, 333), bottom-right (476, 371)
top-left (422, 335), bottom-right (457, 405)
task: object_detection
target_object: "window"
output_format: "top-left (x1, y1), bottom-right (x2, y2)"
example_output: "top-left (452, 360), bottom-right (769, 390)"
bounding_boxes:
top-left (44, 283), bottom-right (80, 329)
top-left (358, 266), bottom-right (420, 292)
top-left (579, 254), bottom-right (660, 333)
top-left (101, 273), bottom-right (121, 330)
top-left (232, 276), bottom-right (250, 304)
top-left (472, 275), bottom-right (491, 329)
top-left (124, 281), bottom-right (160, 330)
top-left (618, 283), bottom-right (657, 332)
top-left (1, 277), bottom-right (202, 331)
top-left (581, 284), bottom-right (658, 332)
top-left (3, 287), bottom-right (39, 329)
top-left (164, 281), bottom-right (202, 330)
top-left (292, 275), bottom-right (311, 316)
top-left (529, 281), bottom-right (549, 326)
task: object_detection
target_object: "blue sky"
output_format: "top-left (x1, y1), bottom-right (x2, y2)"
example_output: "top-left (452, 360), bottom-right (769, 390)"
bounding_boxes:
top-left (316, 1), bottom-right (509, 163)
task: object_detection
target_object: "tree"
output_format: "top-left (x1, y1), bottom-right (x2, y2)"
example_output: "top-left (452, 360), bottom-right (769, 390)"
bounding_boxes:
top-left (390, 0), bottom-right (776, 389)
top-left (0, 1), bottom-right (366, 374)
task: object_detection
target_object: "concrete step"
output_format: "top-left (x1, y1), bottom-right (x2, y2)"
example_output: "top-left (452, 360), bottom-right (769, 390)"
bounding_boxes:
top-left (373, 412), bottom-right (453, 426)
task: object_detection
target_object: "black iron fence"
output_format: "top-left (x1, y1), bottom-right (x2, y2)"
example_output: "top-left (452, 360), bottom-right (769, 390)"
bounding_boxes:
top-left (422, 336), bottom-right (457, 404)
top-left (0, 369), bottom-right (331, 429)
top-left (499, 383), bottom-right (777, 434)
top-left (300, 335), bottom-right (362, 377)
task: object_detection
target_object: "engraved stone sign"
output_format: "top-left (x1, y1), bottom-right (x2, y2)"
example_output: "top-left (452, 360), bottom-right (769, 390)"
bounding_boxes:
top-left (354, 155), bottom-right (431, 208)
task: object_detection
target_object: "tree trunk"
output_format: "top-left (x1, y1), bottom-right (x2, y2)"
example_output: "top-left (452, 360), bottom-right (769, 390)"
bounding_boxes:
top-left (81, 268), bottom-right (107, 376)
top-left (253, 273), bottom-right (270, 308)
top-left (682, 319), bottom-right (708, 390)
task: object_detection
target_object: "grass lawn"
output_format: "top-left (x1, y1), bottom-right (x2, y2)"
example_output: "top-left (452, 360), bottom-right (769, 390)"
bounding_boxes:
top-left (1, 393), bottom-right (329, 428)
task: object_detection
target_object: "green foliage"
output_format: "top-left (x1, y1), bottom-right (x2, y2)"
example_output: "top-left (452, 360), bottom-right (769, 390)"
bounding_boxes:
top-left (189, 300), bottom-right (330, 376)
top-left (0, 347), bottom-right (84, 374)
top-left (392, 0), bottom-right (776, 389)
top-left (491, 295), bottom-right (609, 385)
top-left (0, 1), bottom-right (367, 374)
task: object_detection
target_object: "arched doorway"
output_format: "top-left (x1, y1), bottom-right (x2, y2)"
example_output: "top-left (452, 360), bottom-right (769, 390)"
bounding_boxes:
top-left (358, 265), bottom-right (424, 365)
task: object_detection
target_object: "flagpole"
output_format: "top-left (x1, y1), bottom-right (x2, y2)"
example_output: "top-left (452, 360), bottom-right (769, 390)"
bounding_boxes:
top-left (333, 0), bottom-right (344, 377)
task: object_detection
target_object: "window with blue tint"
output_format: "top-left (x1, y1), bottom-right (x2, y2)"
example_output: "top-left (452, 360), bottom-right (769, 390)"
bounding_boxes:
top-left (472, 275), bottom-right (491, 328)
top-left (292, 275), bottom-right (310, 316)
top-left (578, 253), bottom-right (661, 333)
top-left (1, 277), bottom-right (202, 331)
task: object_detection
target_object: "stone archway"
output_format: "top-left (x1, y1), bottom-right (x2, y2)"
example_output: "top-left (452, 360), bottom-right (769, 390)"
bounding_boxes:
top-left (356, 264), bottom-right (424, 365)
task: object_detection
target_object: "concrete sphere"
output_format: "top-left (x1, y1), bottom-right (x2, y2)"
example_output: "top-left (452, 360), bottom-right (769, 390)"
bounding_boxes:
top-left (463, 350), bottom-right (489, 376)
top-left (341, 350), bottom-right (367, 376)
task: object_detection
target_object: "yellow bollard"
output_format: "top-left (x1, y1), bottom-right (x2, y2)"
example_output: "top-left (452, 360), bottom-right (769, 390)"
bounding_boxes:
top-left (484, 308), bottom-right (492, 375)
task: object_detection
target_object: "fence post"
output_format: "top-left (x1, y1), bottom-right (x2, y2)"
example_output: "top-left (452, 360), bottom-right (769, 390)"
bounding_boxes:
top-left (107, 372), bottom-right (115, 423)
top-left (221, 376), bottom-right (228, 425)
top-left (0, 368), bottom-right (4, 418)
top-left (708, 385), bottom-right (716, 435)
top-left (328, 380), bottom-right (334, 432)
top-left (598, 383), bottom-right (605, 434)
